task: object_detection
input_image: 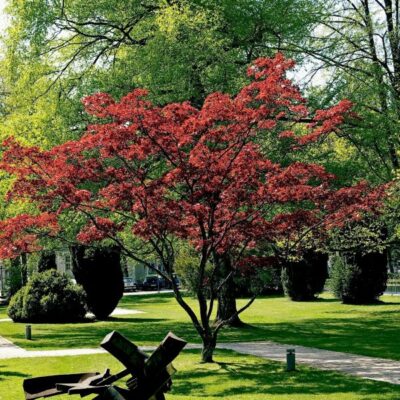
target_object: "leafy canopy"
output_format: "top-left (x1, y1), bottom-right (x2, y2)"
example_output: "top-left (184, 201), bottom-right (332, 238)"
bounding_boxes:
top-left (0, 54), bottom-right (384, 262)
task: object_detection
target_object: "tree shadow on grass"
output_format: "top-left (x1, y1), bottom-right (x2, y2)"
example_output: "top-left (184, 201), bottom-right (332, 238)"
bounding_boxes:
top-left (120, 292), bottom-right (175, 306)
top-left (6, 310), bottom-right (400, 362)
top-left (3, 294), bottom-right (400, 362)
top-left (0, 370), bottom-right (29, 381)
top-left (8, 317), bottom-right (201, 350)
top-left (218, 312), bottom-right (400, 360)
top-left (310, 297), bottom-right (339, 303)
top-left (172, 350), bottom-right (400, 398)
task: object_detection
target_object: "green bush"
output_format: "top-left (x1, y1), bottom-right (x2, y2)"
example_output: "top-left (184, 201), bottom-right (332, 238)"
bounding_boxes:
top-left (7, 289), bottom-right (24, 320)
top-left (281, 251), bottom-right (328, 301)
top-left (330, 251), bottom-right (387, 304)
top-left (7, 270), bottom-right (87, 322)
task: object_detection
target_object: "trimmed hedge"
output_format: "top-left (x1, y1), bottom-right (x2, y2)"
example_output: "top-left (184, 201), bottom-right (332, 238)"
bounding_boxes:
top-left (282, 251), bottom-right (328, 301)
top-left (7, 270), bottom-right (87, 322)
top-left (71, 246), bottom-right (124, 320)
top-left (330, 251), bottom-right (387, 304)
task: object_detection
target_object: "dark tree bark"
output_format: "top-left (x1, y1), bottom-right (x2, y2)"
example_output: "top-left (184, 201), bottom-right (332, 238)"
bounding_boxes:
top-left (215, 253), bottom-right (243, 327)
top-left (20, 253), bottom-right (28, 286)
top-left (201, 332), bottom-right (217, 363)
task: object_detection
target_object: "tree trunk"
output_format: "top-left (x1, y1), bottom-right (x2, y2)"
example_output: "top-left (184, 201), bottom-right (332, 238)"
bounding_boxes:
top-left (201, 334), bottom-right (217, 363)
top-left (20, 253), bottom-right (28, 286)
top-left (216, 253), bottom-right (242, 327)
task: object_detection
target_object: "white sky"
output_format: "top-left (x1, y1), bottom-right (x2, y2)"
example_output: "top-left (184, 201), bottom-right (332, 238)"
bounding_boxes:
top-left (0, 0), bottom-right (8, 32)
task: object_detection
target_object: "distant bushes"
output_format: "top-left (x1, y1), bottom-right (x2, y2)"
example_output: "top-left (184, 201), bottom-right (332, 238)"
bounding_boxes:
top-left (235, 265), bottom-right (284, 297)
top-left (7, 270), bottom-right (87, 322)
top-left (330, 251), bottom-right (387, 304)
top-left (281, 251), bottom-right (328, 301)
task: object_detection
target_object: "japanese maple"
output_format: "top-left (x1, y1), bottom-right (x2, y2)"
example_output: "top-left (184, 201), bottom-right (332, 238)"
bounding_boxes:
top-left (0, 54), bottom-right (385, 361)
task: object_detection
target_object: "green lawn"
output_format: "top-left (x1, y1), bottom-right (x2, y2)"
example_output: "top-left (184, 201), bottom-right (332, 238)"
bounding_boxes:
top-left (0, 305), bottom-right (8, 319)
top-left (1, 350), bottom-right (400, 400)
top-left (1, 293), bottom-right (400, 360)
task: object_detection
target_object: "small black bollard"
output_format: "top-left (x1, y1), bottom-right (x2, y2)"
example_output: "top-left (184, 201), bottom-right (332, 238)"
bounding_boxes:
top-left (25, 324), bottom-right (32, 340)
top-left (286, 348), bottom-right (295, 371)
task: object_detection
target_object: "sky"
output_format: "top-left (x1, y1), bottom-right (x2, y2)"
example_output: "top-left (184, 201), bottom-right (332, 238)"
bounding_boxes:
top-left (0, 0), bottom-right (7, 35)
top-left (0, 0), bottom-right (8, 32)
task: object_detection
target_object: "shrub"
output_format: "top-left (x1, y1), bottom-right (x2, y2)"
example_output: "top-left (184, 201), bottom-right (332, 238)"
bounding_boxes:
top-left (7, 270), bottom-right (87, 322)
top-left (7, 289), bottom-right (24, 320)
top-left (330, 251), bottom-right (387, 304)
top-left (37, 250), bottom-right (57, 272)
top-left (282, 251), bottom-right (328, 301)
top-left (71, 246), bottom-right (123, 320)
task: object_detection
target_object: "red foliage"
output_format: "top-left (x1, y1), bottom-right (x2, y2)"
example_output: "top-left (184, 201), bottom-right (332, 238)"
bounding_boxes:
top-left (0, 213), bottom-right (58, 258)
top-left (0, 54), bottom-right (385, 260)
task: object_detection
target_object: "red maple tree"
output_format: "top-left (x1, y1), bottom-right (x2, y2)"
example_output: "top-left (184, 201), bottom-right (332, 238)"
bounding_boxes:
top-left (0, 54), bottom-right (384, 361)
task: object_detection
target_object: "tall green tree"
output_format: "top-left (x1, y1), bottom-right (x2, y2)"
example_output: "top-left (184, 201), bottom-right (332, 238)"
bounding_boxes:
top-left (292, 1), bottom-right (400, 257)
top-left (0, 0), bottom-right (319, 145)
top-left (286, 0), bottom-right (400, 183)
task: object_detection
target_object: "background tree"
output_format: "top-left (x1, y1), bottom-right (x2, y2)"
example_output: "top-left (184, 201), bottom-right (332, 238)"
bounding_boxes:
top-left (5, 258), bottom-right (23, 297)
top-left (0, 0), bottom-right (319, 145)
top-left (0, 55), bottom-right (385, 361)
top-left (330, 251), bottom-right (388, 303)
top-left (284, 0), bottom-right (400, 183)
top-left (281, 251), bottom-right (328, 301)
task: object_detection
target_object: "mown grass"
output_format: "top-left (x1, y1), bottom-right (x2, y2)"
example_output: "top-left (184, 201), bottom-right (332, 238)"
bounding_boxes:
top-left (1, 350), bottom-right (400, 400)
top-left (1, 293), bottom-right (400, 360)
top-left (0, 308), bottom-right (7, 319)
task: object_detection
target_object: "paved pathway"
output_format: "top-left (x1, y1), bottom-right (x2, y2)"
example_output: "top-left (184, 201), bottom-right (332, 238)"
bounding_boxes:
top-left (219, 342), bottom-right (400, 385)
top-left (86, 307), bottom-right (144, 318)
top-left (0, 307), bottom-right (144, 323)
top-left (0, 340), bottom-right (199, 360)
top-left (2, 338), bottom-right (400, 385)
top-left (123, 290), bottom-right (174, 296)
top-left (0, 336), bottom-right (26, 359)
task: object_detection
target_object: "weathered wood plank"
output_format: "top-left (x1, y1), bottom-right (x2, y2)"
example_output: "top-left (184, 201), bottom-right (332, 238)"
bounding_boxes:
top-left (144, 332), bottom-right (187, 376)
top-left (23, 373), bottom-right (100, 399)
top-left (100, 331), bottom-right (148, 376)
